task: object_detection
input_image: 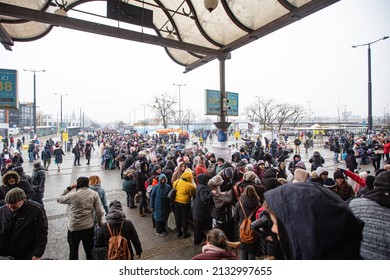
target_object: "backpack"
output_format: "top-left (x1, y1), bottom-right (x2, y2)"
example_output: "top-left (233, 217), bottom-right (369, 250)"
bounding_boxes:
top-left (239, 199), bottom-right (259, 244)
top-left (106, 221), bottom-right (132, 260)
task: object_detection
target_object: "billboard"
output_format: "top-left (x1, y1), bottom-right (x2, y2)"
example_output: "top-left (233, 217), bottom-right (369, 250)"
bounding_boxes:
top-left (205, 89), bottom-right (238, 116)
top-left (0, 69), bottom-right (18, 109)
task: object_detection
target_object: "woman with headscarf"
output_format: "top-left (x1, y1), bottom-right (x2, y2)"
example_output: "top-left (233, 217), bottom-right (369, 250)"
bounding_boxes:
top-left (95, 200), bottom-right (143, 259)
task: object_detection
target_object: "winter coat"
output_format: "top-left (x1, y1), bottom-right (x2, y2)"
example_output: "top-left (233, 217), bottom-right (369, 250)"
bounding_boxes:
top-left (30, 165), bottom-right (46, 192)
top-left (57, 187), bottom-right (104, 231)
top-left (191, 244), bottom-right (238, 260)
top-left (0, 200), bottom-right (48, 260)
top-left (234, 195), bottom-right (260, 254)
top-left (309, 151), bottom-right (324, 171)
top-left (53, 147), bottom-right (65, 164)
top-left (0, 171), bottom-right (34, 206)
top-left (349, 181), bottom-right (390, 259)
top-left (150, 174), bottom-right (172, 222)
top-left (264, 182), bottom-right (364, 259)
top-left (95, 201), bottom-right (142, 259)
top-left (89, 184), bottom-right (109, 214)
top-left (122, 176), bottom-right (137, 194)
top-left (41, 145), bottom-right (52, 160)
top-left (261, 168), bottom-right (282, 191)
top-left (173, 171), bottom-right (196, 204)
top-left (136, 162), bottom-right (149, 194)
top-left (192, 174), bottom-right (213, 222)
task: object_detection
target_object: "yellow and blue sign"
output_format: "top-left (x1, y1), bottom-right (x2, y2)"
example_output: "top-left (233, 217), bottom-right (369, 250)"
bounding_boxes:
top-left (0, 69), bottom-right (18, 109)
top-left (205, 89), bottom-right (238, 116)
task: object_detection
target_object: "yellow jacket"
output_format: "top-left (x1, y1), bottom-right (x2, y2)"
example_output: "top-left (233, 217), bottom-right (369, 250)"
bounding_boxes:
top-left (173, 171), bottom-right (196, 204)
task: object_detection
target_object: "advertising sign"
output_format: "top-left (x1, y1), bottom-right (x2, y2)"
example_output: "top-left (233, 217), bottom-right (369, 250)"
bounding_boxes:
top-left (0, 69), bottom-right (18, 109)
top-left (205, 89), bottom-right (239, 116)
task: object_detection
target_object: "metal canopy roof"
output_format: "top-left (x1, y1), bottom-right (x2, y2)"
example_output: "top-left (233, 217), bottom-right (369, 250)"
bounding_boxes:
top-left (0, 0), bottom-right (339, 72)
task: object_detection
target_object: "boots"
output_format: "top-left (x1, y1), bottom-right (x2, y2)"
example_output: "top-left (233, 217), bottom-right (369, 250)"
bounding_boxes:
top-left (139, 210), bottom-right (145, 217)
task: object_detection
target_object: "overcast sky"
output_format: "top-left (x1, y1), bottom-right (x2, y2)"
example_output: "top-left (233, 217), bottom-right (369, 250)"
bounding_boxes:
top-left (1, 0), bottom-right (389, 125)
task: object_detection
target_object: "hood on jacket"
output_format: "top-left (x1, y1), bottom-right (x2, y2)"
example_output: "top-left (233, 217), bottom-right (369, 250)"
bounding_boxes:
top-left (312, 151), bottom-right (321, 157)
top-left (158, 173), bottom-right (168, 185)
top-left (292, 154), bottom-right (301, 162)
top-left (2, 171), bottom-right (20, 186)
top-left (140, 161), bottom-right (149, 173)
top-left (264, 182), bottom-right (363, 260)
top-left (106, 200), bottom-right (126, 222)
top-left (180, 171), bottom-right (193, 183)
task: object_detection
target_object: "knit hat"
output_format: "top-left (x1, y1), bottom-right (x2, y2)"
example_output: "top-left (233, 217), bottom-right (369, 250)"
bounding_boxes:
top-left (323, 178), bottom-right (337, 188)
top-left (373, 170), bottom-right (390, 188)
top-left (295, 161), bottom-right (306, 170)
top-left (5, 187), bottom-right (26, 204)
top-left (76, 176), bottom-right (90, 189)
top-left (316, 167), bottom-right (327, 177)
top-left (333, 171), bottom-right (345, 180)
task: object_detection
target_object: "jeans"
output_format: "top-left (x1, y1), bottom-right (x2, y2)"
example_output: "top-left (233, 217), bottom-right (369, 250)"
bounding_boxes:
top-left (29, 151), bottom-right (34, 162)
top-left (334, 153), bottom-right (339, 163)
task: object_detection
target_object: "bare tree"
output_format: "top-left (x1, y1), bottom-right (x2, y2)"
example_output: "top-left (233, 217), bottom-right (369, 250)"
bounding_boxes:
top-left (245, 98), bottom-right (277, 130)
top-left (181, 109), bottom-right (198, 131)
top-left (275, 104), bottom-right (295, 132)
top-left (290, 105), bottom-right (306, 128)
top-left (150, 94), bottom-right (176, 128)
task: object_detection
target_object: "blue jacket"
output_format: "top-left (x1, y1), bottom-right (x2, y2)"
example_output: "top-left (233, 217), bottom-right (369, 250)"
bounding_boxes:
top-left (150, 174), bottom-right (172, 222)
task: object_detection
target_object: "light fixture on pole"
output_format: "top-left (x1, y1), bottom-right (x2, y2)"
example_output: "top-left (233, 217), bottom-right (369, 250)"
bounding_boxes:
top-left (352, 36), bottom-right (389, 132)
top-left (307, 100), bottom-right (312, 124)
top-left (55, 93), bottom-right (68, 130)
top-left (173, 83), bottom-right (186, 130)
top-left (23, 69), bottom-right (46, 137)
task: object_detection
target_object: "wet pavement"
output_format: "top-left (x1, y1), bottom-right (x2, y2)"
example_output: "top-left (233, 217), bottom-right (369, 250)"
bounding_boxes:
top-left (16, 135), bottom-right (375, 260)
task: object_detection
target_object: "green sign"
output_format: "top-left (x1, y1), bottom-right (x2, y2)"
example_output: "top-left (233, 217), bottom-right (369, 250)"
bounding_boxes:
top-left (0, 69), bottom-right (18, 109)
top-left (205, 89), bottom-right (239, 116)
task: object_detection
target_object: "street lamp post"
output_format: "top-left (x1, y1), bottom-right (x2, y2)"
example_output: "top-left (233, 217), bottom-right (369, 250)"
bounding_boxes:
top-left (173, 83), bottom-right (186, 130)
top-left (307, 100), bottom-right (312, 125)
top-left (23, 69), bottom-right (45, 137)
top-left (55, 93), bottom-right (68, 129)
top-left (352, 36), bottom-right (389, 132)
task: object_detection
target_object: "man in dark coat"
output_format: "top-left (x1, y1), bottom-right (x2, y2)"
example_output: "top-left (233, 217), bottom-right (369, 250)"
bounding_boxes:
top-left (0, 188), bottom-right (48, 259)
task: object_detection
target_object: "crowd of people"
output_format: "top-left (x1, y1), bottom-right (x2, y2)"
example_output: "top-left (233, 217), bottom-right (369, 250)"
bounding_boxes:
top-left (0, 128), bottom-right (389, 260)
